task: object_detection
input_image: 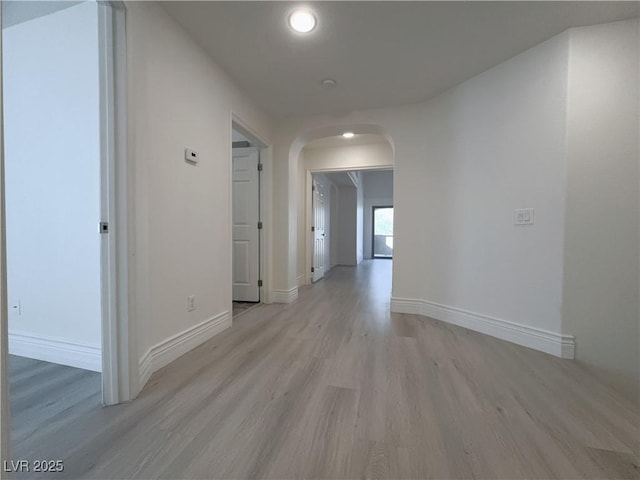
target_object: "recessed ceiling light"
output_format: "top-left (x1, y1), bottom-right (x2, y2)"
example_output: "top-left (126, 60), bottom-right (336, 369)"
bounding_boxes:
top-left (321, 78), bottom-right (336, 88)
top-left (342, 132), bottom-right (355, 139)
top-left (289, 10), bottom-right (316, 33)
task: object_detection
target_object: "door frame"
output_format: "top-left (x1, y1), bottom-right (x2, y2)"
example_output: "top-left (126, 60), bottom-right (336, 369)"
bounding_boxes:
top-left (98, 1), bottom-right (135, 406)
top-left (0, 1), bottom-right (8, 462)
top-left (304, 166), bottom-right (393, 285)
top-left (229, 115), bottom-right (272, 309)
top-left (0, 0), bottom-right (133, 461)
top-left (371, 205), bottom-right (394, 259)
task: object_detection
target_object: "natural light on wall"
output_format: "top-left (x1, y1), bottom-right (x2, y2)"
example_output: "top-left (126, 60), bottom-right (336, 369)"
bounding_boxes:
top-left (373, 207), bottom-right (393, 258)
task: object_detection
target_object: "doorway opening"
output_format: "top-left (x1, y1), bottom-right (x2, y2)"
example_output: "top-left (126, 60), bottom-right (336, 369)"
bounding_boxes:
top-left (304, 166), bottom-right (394, 285)
top-left (231, 124), bottom-right (264, 318)
top-left (2, 0), bottom-right (129, 461)
top-left (372, 206), bottom-right (394, 258)
top-left (296, 132), bottom-right (394, 287)
top-left (311, 177), bottom-right (327, 282)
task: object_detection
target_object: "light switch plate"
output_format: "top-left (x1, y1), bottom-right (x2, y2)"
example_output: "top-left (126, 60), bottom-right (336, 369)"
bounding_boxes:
top-left (514, 208), bottom-right (534, 225)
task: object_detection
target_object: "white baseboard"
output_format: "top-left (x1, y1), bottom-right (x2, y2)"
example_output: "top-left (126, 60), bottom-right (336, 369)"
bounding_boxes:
top-left (138, 310), bottom-right (231, 391)
top-left (296, 274), bottom-right (305, 287)
top-left (390, 297), bottom-right (575, 359)
top-left (9, 332), bottom-right (102, 372)
top-left (271, 287), bottom-right (298, 304)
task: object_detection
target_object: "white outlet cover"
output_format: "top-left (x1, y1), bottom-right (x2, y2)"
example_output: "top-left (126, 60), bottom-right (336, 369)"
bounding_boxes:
top-left (185, 148), bottom-right (199, 164)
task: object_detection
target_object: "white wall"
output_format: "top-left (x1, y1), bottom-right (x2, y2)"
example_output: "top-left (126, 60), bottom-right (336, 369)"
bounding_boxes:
top-left (329, 183), bottom-right (339, 269)
top-left (296, 152), bottom-right (307, 285)
top-left (362, 170), bottom-right (394, 259)
top-left (303, 142), bottom-right (394, 173)
top-left (4, 3), bottom-right (102, 370)
top-left (273, 21), bottom-right (639, 399)
top-left (336, 186), bottom-right (359, 266)
top-left (126, 2), bottom-right (273, 388)
top-left (280, 32), bottom-right (570, 333)
top-left (0, 3), bottom-right (8, 462)
top-left (403, 32), bottom-right (570, 335)
top-left (562, 19), bottom-right (639, 400)
top-left (356, 172), bottom-right (364, 264)
top-left (274, 22), bottom-right (640, 398)
top-left (131, 13), bottom-right (636, 399)
top-left (362, 169), bottom-right (394, 198)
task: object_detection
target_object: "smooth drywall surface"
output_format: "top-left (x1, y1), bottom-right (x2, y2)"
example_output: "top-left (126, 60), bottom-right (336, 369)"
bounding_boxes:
top-left (329, 183), bottom-right (339, 269)
top-left (337, 187), bottom-right (358, 266)
top-left (303, 142), bottom-right (394, 173)
top-left (4, 3), bottom-right (102, 351)
top-left (0, 1), bottom-right (10, 463)
top-left (563, 19), bottom-right (639, 401)
top-left (362, 169), bottom-right (394, 198)
top-left (356, 172), bottom-right (364, 264)
top-left (276, 32), bottom-right (570, 339)
top-left (362, 170), bottom-right (394, 259)
top-left (296, 151), bottom-right (307, 284)
top-left (126, 3), bottom-right (272, 363)
top-left (409, 33), bottom-right (569, 335)
top-left (273, 18), bottom-right (637, 397)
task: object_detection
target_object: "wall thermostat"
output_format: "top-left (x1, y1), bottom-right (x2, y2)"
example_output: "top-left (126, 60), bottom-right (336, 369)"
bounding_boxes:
top-left (185, 148), bottom-right (199, 165)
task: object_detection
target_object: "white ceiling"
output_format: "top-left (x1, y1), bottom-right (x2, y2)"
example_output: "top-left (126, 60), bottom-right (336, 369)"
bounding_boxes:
top-left (323, 172), bottom-right (356, 188)
top-left (305, 133), bottom-right (388, 150)
top-left (162, 1), bottom-right (638, 119)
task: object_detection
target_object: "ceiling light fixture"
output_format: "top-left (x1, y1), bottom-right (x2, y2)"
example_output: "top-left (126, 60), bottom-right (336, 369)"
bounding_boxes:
top-left (289, 10), bottom-right (316, 33)
top-left (321, 78), bottom-right (336, 89)
top-left (342, 132), bottom-right (355, 139)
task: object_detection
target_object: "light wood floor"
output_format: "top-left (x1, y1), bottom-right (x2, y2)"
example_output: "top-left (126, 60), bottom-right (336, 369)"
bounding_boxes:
top-left (10, 260), bottom-right (640, 479)
top-left (9, 355), bottom-right (101, 450)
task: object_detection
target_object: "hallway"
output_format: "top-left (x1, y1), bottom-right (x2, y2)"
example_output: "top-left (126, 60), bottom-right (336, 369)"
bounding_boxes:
top-left (13, 260), bottom-right (639, 479)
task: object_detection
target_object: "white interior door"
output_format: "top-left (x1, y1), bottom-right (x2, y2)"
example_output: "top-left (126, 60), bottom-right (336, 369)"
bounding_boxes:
top-left (312, 183), bottom-right (325, 282)
top-left (232, 147), bottom-right (260, 302)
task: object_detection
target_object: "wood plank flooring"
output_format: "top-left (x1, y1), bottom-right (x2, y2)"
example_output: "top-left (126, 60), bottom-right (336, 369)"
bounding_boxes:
top-left (9, 260), bottom-right (640, 479)
top-left (9, 356), bottom-right (101, 460)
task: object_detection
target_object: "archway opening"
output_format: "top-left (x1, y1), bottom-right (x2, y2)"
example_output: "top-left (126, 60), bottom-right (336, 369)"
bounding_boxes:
top-left (291, 127), bottom-right (395, 297)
